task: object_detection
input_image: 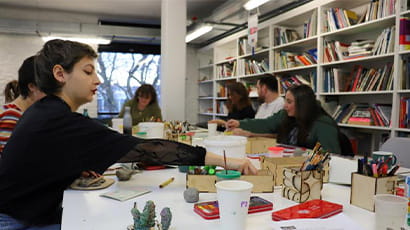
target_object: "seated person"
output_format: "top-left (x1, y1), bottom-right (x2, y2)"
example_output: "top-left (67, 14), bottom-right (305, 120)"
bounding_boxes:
top-left (226, 84), bottom-right (341, 154)
top-left (255, 74), bottom-right (284, 119)
top-left (210, 82), bottom-right (255, 130)
top-left (118, 84), bottom-right (162, 125)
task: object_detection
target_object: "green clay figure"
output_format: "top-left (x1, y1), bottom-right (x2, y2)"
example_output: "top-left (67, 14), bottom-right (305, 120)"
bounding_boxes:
top-left (138, 200), bottom-right (156, 230)
top-left (160, 207), bottom-right (172, 230)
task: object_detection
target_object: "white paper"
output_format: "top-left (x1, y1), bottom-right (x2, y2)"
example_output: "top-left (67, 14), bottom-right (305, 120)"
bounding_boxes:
top-left (271, 213), bottom-right (363, 230)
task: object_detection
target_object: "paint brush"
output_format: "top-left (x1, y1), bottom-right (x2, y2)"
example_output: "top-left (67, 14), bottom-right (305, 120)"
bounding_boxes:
top-left (223, 150), bottom-right (227, 174)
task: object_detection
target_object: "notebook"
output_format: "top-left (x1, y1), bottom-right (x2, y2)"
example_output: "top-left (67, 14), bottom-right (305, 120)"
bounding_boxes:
top-left (272, 199), bottom-right (343, 221)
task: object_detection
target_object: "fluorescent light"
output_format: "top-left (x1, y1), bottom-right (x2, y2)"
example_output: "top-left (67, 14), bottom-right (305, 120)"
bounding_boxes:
top-left (185, 25), bottom-right (213, 43)
top-left (243, 0), bottom-right (270, 10)
top-left (41, 36), bottom-right (111, 45)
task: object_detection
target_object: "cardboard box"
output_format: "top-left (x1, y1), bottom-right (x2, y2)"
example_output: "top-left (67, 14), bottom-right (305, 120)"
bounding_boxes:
top-left (282, 168), bottom-right (323, 203)
top-left (350, 172), bottom-right (397, 212)
top-left (186, 169), bottom-right (274, 193)
top-left (260, 156), bottom-right (329, 186)
top-left (246, 137), bottom-right (276, 154)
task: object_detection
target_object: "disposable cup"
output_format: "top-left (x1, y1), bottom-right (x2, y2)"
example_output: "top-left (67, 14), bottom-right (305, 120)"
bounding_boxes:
top-left (374, 194), bottom-right (407, 230)
top-left (208, 123), bottom-right (217, 136)
top-left (215, 180), bottom-right (253, 230)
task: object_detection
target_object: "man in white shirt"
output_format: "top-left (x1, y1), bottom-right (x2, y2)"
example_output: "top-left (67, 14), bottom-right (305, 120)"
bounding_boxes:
top-left (255, 75), bottom-right (284, 119)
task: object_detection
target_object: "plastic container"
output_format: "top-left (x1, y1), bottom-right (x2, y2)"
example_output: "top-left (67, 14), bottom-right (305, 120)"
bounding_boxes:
top-left (374, 194), bottom-right (407, 230)
top-left (203, 136), bottom-right (247, 159)
top-left (268, 146), bottom-right (285, 157)
top-left (138, 122), bottom-right (164, 138)
top-left (216, 170), bottom-right (241, 181)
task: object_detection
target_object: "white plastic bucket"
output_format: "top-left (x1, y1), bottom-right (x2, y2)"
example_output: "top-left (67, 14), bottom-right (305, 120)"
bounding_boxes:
top-left (138, 122), bottom-right (164, 138)
top-left (203, 136), bottom-right (247, 159)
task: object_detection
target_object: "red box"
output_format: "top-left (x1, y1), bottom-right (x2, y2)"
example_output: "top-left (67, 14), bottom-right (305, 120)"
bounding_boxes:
top-left (272, 199), bottom-right (343, 221)
top-left (194, 196), bottom-right (273, 220)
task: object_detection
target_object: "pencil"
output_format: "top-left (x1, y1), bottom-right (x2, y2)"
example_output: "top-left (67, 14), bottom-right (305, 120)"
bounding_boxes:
top-left (159, 177), bottom-right (175, 188)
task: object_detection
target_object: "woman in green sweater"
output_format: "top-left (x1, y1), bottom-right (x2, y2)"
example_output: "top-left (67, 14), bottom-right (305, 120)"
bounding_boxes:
top-left (226, 84), bottom-right (341, 154)
top-left (118, 84), bottom-right (162, 125)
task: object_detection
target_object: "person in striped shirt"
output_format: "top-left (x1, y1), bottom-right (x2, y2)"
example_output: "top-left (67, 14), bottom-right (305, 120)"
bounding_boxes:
top-left (0, 56), bottom-right (45, 155)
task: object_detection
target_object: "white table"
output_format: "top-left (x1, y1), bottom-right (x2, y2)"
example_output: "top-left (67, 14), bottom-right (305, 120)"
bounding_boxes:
top-left (61, 167), bottom-right (379, 230)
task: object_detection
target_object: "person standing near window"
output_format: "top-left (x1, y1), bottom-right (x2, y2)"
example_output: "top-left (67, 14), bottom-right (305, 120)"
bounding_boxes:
top-left (118, 84), bottom-right (162, 125)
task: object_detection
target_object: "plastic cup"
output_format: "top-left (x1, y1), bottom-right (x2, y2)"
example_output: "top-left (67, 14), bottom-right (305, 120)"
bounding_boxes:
top-left (374, 194), bottom-right (407, 230)
top-left (268, 146), bottom-right (285, 157)
top-left (215, 180), bottom-right (253, 230)
top-left (208, 123), bottom-right (217, 136)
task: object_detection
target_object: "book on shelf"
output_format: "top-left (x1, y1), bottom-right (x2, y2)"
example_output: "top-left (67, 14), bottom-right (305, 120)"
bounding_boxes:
top-left (400, 17), bottom-right (410, 51)
top-left (348, 106), bottom-right (372, 125)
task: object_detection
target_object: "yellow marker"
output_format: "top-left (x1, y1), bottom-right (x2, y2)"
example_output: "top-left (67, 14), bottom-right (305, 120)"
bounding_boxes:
top-left (159, 177), bottom-right (175, 188)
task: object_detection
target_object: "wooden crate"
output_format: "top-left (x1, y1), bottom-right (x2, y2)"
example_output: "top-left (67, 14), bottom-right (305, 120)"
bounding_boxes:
top-left (282, 168), bottom-right (323, 203)
top-left (350, 172), bottom-right (397, 212)
top-left (186, 169), bottom-right (274, 193)
top-left (246, 137), bottom-right (276, 154)
top-left (260, 156), bottom-right (329, 185)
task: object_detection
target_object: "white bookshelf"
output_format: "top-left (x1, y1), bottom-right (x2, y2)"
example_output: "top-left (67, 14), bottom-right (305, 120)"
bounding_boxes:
top-left (195, 0), bottom-right (405, 153)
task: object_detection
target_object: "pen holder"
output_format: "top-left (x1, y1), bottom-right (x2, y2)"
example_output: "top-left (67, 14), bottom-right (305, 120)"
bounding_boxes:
top-left (282, 168), bottom-right (323, 203)
top-left (350, 172), bottom-right (397, 212)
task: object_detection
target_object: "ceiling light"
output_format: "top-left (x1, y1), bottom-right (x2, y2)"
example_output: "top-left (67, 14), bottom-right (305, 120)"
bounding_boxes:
top-left (185, 25), bottom-right (213, 43)
top-left (41, 36), bottom-right (111, 45)
top-left (243, 0), bottom-right (271, 11)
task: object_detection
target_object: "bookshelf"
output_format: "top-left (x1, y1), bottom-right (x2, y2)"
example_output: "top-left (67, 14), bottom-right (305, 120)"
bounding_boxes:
top-left (195, 0), bottom-right (405, 154)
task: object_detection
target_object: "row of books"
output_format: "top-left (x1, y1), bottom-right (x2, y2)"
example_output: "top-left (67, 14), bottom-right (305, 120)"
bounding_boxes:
top-left (399, 96), bottom-right (410, 128)
top-left (324, 27), bottom-right (394, 62)
top-left (323, 63), bottom-right (393, 93)
top-left (400, 55), bottom-right (410, 89)
top-left (303, 10), bottom-right (317, 38)
top-left (399, 17), bottom-right (410, 51)
top-left (236, 59), bottom-right (269, 76)
top-left (275, 49), bottom-right (317, 70)
top-left (324, 8), bottom-right (360, 32)
top-left (278, 73), bottom-right (316, 93)
top-left (238, 38), bottom-right (252, 56)
top-left (332, 103), bottom-right (391, 127)
top-left (274, 27), bottom-right (300, 46)
top-left (363, 0), bottom-right (396, 22)
top-left (216, 61), bottom-right (236, 79)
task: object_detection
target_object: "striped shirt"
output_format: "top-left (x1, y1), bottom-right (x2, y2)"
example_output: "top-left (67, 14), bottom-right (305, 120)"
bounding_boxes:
top-left (0, 103), bottom-right (22, 156)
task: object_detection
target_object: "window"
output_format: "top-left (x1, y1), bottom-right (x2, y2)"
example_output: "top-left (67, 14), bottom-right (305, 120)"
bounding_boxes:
top-left (96, 52), bottom-right (161, 118)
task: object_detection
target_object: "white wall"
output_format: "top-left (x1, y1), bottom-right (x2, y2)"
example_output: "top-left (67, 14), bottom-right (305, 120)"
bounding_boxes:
top-left (0, 34), bottom-right (98, 116)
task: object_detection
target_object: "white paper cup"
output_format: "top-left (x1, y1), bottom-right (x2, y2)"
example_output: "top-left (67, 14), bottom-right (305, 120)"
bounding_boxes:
top-left (374, 194), bottom-right (407, 230)
top-left (111, 118), bottom-right (123, 133)
top-left (208, 123), bottom-right (217, 136)
top-left (215, 180), bottom-right (253, 230)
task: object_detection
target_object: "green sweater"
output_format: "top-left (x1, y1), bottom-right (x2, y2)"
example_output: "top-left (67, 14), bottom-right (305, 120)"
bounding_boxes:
top-left (118, 100), bottom-right (162, 126)
top-left (239, 110), bottom-right (341, 153)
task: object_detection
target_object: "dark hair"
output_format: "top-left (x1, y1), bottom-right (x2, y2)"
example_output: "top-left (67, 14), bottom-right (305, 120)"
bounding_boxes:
top-left (4, 80), bottom-right (19, 103)
top-left (133, 84), bottom-right (158, 105)
top-left (278, 84), bottom-right (333, 146)
top-left (18, 56), bottom-right (37, 99)
top-left (227, 82), bottom-right (251, 112)
top-left (35, 39), bottom-right (97, 95)
top-left (257, 74), bottom-right (278, 93)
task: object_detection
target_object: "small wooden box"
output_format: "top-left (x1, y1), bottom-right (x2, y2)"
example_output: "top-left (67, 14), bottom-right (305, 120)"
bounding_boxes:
top-left (186, 169), bottom-right (274, 193)
top-left (260, 156), bottom-right (329, 185)
top-left (246, 137), bottom-right (276, 154)
top-left (350, 172), bottom-right (397, 212)
top-left (282, 168), bottom-right (323, 203)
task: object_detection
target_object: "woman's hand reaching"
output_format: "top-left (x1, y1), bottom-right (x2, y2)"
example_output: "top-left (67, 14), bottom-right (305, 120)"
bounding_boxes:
top-left (204, 152), bottom-right (258, 175)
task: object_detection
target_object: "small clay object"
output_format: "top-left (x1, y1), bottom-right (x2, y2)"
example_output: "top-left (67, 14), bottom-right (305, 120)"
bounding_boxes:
top-left (116, 168), bottom-right (133, 181)
top-left (183, 188), bottom-right (199, 203)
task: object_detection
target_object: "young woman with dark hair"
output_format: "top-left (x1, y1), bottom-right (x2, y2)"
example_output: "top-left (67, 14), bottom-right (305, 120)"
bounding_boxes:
top-left (0, 39), bottom-right (256, 230)
top-left (0, 56), bottom-right (45, 155)
top-left (209, 82), bottom-right (255, 128)
top-left (226, 84), bottom-right (341, 153)
top-left (118, 84), bottom-right (162, 125)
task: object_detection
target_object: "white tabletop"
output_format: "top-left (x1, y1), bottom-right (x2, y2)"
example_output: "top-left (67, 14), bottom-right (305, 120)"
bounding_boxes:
top-left (61, 167), bottom-right (380, 230)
